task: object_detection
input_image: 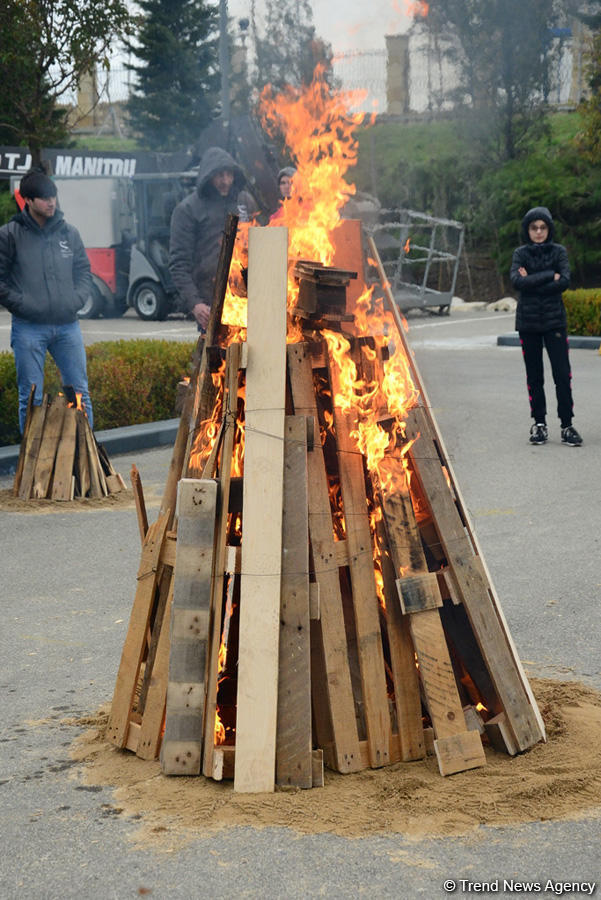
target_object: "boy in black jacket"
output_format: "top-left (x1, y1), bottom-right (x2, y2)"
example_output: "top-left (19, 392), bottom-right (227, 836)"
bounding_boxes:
top-left (510, 206), bottom-right (582, 446)
top-left (0, 172), bottom-right (93, 432)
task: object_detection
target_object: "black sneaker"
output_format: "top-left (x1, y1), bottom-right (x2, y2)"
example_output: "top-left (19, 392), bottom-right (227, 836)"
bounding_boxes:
top-left (529, 423), bottom-right (548, 445)
top-left (561, 425), bottom-right (583, 446)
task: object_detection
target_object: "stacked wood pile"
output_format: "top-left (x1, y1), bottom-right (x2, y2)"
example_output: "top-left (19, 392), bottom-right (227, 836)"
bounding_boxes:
top-left (107, 216), bottom-right (545, 793)
top-left (13, 386), bottom-right (126, 500)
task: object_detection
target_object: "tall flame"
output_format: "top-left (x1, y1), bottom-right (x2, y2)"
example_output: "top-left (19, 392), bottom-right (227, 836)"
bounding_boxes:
top-left (260, 65), bottom-right (365, 269)
top-left (207, 68), bottom-right (427, 745)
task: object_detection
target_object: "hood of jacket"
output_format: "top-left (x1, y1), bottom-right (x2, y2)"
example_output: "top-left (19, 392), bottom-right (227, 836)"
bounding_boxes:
top-left (520, 206), bottom-right (555, 244)
top-left (278, 166), bottom-right (296, 182)
top-left (196, 147), bottom-right (245, 198)
top-left (12, 206), bottom-right (66, 234)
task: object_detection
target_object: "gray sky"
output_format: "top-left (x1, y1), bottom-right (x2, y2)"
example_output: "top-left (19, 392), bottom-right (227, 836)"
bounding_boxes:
top-left (229, 0), bottom-right (414, 53)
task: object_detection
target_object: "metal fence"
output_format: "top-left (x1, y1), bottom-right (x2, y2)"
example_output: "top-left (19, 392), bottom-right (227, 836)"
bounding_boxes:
top-left (62, 29), bottom-right (582, 120)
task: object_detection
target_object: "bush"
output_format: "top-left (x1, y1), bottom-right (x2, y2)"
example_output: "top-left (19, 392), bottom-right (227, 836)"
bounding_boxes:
top-left (563, 289), bottom-right (601, 337)
top-left (0, 339), bottom-right (196, 446)
top-left (0, 186), bottom-right (18, 227)
top-left (353, 111), bottom-right (601, 290)
top-left (0, 352), bottom-right (20, 445)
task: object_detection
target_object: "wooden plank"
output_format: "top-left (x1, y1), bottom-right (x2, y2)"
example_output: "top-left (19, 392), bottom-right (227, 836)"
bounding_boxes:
top-left (484, 712), bottom-right (519, 756)
top-left (160, 370), bottom-right (196, 528)
top-left (125, 720), bottom-right (141, 753)
top-left (324, 730), bottom-right (406, 770)
top-left (332, 218), bottom-right (367, 315)
top-left (368, 235), bottom-right (545, 749)
top-left (130, 464), bottom-right (148, 543)
top-left (309, 619), bottom-right (334, 752)
top-left (288, 342), bottom-right (362, 774)
top-left (84, 419), bottom-right (104, 499)
top-left (13, 385), bottom-right (35, 495)
top-left (51, 409), bottom-right (77, 500)
top-left (202, 341), bottom-right (242, 778)
top-left (107, 512), bottom-right (170, 748)
top-left (105, 473), bottom-right (123, 493)
top-left (376, 456), bottom-right (485, 773)
top-left (234, 226), bottom-right (288, 794)
top-left (463, 705), bottom-right (486, 735)
top-left (18, 396), bottom-right (49, 500)
top-left (434, 729), bottom-right (486, 776)
top-left (75, 411), bottom-right (90, 498)
top-left (32, 394), bottom-right (66, 498)
top-left (184, 214), bottom-right (240, 480)
top-left (276, 415), bottom-right (312, 789)
top-left (397, 572), bottom-right (442, 615)
top-left (160, 216), bottom-right (238, 526)
top-left (311, 749), bottom-right (324, 788)
top-left (93, 434), bottom-right (109, 496)
top-left (374, 518), bottom-right (425, 761)
top-left (327, 343), bottom-right (391, 768)
top-left (136, 563), bottom-right (172, 716)
top-left (405, 405), bottom-right (545, 751)
top-left (161, 479), bottom-right (218, 775)
top-left (136, 578), bottom-right (175, 760)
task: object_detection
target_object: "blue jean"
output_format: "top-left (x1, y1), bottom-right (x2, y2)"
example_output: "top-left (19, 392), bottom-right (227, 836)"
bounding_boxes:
top-left (11, 317), bottom-right (93, 433)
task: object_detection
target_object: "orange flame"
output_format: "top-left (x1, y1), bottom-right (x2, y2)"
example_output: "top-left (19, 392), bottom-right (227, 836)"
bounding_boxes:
top-left (400, 0), bottom-right (429, 17)
top-left (215, 574), bottom-right (236, 746)
top-left (207, 68), bottom-right (428, 744)
top-left (61, 390), bottom-right (85, 414)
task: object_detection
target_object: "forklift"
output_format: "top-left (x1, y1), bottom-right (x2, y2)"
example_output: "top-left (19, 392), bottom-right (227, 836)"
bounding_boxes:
top-left (48, 172), bottom-right (196, 320)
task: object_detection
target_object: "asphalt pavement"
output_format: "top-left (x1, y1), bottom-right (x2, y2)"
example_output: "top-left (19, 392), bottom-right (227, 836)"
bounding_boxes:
top-left (1, 307), bottom-right (600, 899)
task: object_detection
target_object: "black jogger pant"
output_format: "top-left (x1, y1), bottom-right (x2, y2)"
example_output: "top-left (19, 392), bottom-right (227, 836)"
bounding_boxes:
top-left (519, 328), bottom-right (574, 427)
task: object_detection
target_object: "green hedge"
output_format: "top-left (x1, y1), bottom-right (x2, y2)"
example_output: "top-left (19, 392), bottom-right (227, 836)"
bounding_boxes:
top-left (0, 339), bottom-right (196, 446)
top-left (563, 289), bottom-right (601, 337)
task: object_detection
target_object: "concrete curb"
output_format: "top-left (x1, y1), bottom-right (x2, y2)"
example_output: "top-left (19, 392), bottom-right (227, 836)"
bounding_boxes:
top-left (0, 417), bottom-right (180, 476)
top-left (497, 333), bottom-right (601, 350)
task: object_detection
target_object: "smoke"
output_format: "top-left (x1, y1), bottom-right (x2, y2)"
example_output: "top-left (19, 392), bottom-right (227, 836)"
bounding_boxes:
top-left (228, 0), bottom-right (415, 52)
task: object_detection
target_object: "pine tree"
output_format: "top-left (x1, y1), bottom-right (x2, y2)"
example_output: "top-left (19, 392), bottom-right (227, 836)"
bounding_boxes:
top-left (126, 0), bottom-right (219, 151)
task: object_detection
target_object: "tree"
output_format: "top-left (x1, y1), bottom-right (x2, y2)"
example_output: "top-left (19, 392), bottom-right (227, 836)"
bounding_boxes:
top-left (251, 0), bottom-right (332, 94)
top-left (569, 1), bottom-right (601, 160)
top-left (578, 26), bottom-right (601, 159)
top-left (0, 0), bottom-right (134, 165)
top-left (125, 0), bottom-right (219, 152)
top-left (421, 0), bottom-right (566, 159)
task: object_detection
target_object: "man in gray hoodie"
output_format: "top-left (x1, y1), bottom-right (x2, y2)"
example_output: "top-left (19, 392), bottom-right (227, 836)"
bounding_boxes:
top-left (0, 171), bottom-right (93, 432)
top-left (168, 146), bottom-right (257, 331)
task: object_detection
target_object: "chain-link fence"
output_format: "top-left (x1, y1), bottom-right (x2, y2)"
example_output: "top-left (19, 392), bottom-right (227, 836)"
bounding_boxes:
top-left (63, 27), bottom-right (584, 126)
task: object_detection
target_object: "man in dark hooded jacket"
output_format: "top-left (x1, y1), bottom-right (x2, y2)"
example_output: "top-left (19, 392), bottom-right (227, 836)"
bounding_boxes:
top-left (0, 171), bottom-right (93, 433)
top-left (168, 146), bottom-right (257, 331)
top-left (510, 206), bottom-right (582, 446)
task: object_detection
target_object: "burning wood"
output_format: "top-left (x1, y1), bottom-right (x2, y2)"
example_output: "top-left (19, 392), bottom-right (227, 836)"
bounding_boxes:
top-left (13, 387), bottom-right (125, 500)
top-left (107, 68), bottom-right (544, 791)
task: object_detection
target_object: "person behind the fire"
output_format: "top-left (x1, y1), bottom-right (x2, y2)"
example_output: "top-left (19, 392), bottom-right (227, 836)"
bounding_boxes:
top-left (509, 205), bottom-right (582, 447)
top-left (269, 167), bottom-right (297, 224)
top-left (0, 171), bottom-right (94, 433)
top-left (168, 146), bottom-right (257, 333)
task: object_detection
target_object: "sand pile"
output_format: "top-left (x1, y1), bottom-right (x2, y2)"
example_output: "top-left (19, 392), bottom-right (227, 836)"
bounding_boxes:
top-left (68, 678), bottom-right (601, 849)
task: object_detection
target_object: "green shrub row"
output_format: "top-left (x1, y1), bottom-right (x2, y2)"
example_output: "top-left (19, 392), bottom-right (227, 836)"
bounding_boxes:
top-left (563, 289), bottom-right (601, 337)
top-left (0, 339), bottom-right (196, 446)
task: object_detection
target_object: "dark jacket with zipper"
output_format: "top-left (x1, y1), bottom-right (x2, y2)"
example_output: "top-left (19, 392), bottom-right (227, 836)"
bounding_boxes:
top-left (509, 206), bottom-right (570, 333)
top-left (0, 207), bottom-right (91, 325)
top-left (168, 146), bottom-right (257, 313)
